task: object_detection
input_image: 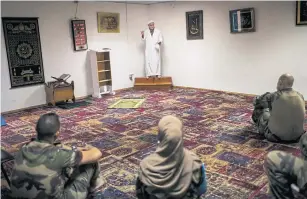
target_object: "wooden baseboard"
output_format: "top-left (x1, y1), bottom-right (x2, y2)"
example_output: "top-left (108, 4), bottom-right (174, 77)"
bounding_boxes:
top-left (134, 85), bottom-right (173, 90)
top-left (1, 95), bottom-right (92, 115)
top-left (174, 86), bottom-right (257, 97)
top-left (1, 87), bottom-right (139, 115)
top-left (113, 87), bottom-right (133, 92)
top-left (174, 86), bottom-right (307, 105)
top-left (2, 87), bottom-right (306, 115)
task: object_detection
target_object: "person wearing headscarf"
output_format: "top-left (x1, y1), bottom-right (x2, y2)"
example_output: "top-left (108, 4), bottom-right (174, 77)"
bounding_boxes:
top-left (141, 20), bottom-right (163, 78)
top-left (264, 132), bottom-right (307, 198)
top-left (136, 115), bottom-right (207, 199)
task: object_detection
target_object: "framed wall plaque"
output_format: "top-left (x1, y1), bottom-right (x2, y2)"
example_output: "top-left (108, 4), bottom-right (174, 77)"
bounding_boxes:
top-left (2, 17), bottom-right (45, 88)
top-left (186, 10), bottom-right (203, 40)
top-left (229, 8), bottom-right (255, 33)
top-left (296, 1), bottom-right (307, 25)
top-left (71, 20), bottom-right (88, 51)
top-left (97, 12), bottom-right (120, 33)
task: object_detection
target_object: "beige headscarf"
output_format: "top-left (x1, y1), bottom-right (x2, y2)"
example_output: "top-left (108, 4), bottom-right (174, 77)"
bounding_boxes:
top-left (139, 115), bottom-right (203, 198)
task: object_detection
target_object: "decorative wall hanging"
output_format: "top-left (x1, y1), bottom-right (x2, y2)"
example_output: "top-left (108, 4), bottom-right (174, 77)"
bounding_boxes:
top-left (71, 19), bottom-right (88, 51)
top-left (186, 10), bottom-right (203, 40)
top-left (97, 12), bottom-right (120, 33)
top-left (296, 1), bottom-right (307, 25)
top-left (2, 17), bottom-right (45, 88)
top-left (229, 8), bottom-right (255, 33)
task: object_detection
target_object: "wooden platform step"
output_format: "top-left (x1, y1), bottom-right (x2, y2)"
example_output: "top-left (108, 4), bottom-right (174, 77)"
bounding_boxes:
top-left (134, 77), bottom-right (173, 90)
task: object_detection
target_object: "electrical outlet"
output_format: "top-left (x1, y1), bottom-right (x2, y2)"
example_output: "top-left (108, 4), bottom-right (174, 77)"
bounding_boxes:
top-left (129, 73), bottom-right (134, 81)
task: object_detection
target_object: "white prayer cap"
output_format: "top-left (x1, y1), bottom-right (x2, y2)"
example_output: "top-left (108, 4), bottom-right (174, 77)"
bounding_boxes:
top-left (148, 20), bottom-right (154, 25)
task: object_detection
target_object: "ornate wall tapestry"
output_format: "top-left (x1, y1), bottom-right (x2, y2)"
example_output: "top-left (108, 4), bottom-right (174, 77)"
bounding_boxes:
top-left (71, 19), bottom-right (88, 51)
top-left (186, 10), bottom-right (203, 40)
top-left (296, 1), bottom-right (307, 25)
top-left (229, 8), bottom-right (255, 33)
top-left (2, 17), bottom-right (45, 88)
top-left (97, 12), bottom-right (120, 33)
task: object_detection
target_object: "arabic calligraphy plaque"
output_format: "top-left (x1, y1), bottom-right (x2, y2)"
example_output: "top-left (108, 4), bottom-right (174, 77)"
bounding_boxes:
top-left (2, 17), bottom-right (45, 88)
top-left (71, 20), bottom-right (88, 51)
top-left (186, 10), bottom-right (203, 40)
top-left (296, 1), bottom-right (307, 25)
top-left (97, 12), bottom-right (120, 33)
top-left (229, 8), bottom-right (255, 33)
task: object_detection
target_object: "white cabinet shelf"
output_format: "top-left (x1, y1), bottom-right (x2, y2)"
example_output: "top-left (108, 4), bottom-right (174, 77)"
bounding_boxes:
top-left (99, 79), bottom-right (111, 83)
top-left (89, 50), bottom-right (113, 98)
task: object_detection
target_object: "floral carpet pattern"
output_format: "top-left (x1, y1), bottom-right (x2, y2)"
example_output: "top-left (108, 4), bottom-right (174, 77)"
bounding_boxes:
top-left (1, 88), bottom-right (306, 199)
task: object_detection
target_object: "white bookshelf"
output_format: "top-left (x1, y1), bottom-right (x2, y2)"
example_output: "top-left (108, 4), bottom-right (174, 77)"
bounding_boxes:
top-left (89, 50), bottom-right (112, 98)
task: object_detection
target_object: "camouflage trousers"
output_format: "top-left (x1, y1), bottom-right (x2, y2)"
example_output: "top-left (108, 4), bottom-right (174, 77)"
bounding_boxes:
top-left (264, 133), bottom-right (307, 198)
top-left (253, 107), bottom-right (281, 142)
top-left (252, 92), bottom-right (272, 122)
top-left (252, 92), bottom-right (281, 142)
top-left (63, 162), bottom-right (101, 199)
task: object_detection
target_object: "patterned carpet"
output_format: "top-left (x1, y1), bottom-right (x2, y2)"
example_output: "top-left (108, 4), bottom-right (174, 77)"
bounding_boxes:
top-left (1, 88), bottom-right (306, 199)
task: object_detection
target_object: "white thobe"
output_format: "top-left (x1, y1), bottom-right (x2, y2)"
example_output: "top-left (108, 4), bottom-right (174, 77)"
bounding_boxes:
top-left (142, 29), bottom-right (163, 77)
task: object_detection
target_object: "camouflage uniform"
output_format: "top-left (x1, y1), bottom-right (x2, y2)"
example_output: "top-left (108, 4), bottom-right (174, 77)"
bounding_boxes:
top-left (10, 140), bottom-right (101, 199)
top-left (252, 92), bottom-right (280, 142)
top-left (264, 133), bottom-right (307, 198)
top-left (252, 89), bottom-right (305, 142)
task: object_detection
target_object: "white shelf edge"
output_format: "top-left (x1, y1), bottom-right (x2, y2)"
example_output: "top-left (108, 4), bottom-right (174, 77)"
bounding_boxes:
top-left (100, 91), bottom-right (111, 95)
top-left (89, 49), bottom-right (111, 52)
top-left (98, 79), bottom-right (112, 83)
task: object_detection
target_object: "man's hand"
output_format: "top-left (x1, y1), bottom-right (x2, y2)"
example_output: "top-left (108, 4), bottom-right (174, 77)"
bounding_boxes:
top-left (80, 146), bottom-right (102, 165)
top-left (141, 31), bottom-right (144, 38)
top-left (77, 147), bottom-right (88, 151)
top-left (77, 144), bottom-right (93, 151)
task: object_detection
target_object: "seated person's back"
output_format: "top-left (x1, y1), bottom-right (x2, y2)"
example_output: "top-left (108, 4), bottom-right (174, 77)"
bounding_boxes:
top-left (251, 73), bottom-right (305, 142)
top-left (10, 139), bottom-right (82, 198)
top-left (10, 113), bottom-right (103, 199)
top-left (269, 89), bottom-right (305, 141)
top-left (136, 115), bottom-right (207, 199)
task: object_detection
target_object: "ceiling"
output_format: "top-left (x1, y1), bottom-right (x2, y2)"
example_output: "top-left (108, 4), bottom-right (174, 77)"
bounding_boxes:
top-left (104, 1), bottom-right (174, 5)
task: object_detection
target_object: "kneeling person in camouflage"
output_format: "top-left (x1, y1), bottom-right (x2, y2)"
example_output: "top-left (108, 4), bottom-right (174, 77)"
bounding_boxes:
top-left (264, 133), bottom-right (307, 198)
top-left (252, 73), bottom-right (305, 143)
top-left (10, 113), bottom-right (104, 199)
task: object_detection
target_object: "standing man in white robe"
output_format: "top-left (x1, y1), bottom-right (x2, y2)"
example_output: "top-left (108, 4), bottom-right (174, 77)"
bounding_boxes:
top-left (141, 21), bottom-right (163, 78)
